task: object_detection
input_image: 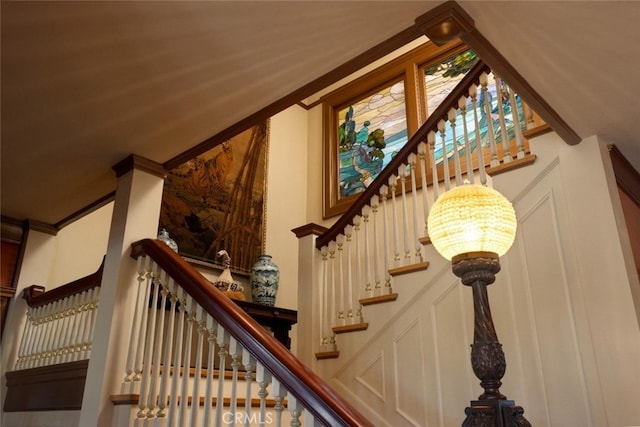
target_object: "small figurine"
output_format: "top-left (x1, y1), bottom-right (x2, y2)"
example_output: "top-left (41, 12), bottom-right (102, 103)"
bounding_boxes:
top-left (211, 250), bottom-right (245, 300)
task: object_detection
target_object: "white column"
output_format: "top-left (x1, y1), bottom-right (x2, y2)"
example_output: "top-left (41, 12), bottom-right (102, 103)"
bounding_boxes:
top-left (293, 224), bottom-right (326, 368)
top-left (79, 155), bottom-right (166, 427)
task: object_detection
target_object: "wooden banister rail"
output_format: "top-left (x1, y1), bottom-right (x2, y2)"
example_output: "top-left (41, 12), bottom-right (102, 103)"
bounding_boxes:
top-left (22, 256), bottom-right (105, 308)
top-left (316, 59), bottom-right (491, 250)
top-left (130, 238), bottom-right (373, 427)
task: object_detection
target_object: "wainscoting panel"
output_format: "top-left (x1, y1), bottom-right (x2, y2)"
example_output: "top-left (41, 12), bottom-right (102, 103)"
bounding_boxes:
top-left (312, 137), bottom-right (640, 426)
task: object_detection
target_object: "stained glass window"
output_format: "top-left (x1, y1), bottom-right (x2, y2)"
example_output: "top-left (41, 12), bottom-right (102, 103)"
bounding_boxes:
top-left (337, 81), bottom-right (407, 199)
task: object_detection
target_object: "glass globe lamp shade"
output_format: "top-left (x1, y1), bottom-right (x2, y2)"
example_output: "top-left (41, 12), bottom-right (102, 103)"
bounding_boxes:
top-left (427, 184), bottom-right (517, 261)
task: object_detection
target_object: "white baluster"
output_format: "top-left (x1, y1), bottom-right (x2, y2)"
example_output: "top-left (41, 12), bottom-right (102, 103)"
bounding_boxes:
top-left (271, 378), bottom-right (287, 427)
top-left (82, 286), bottom-right (99, 359)
top-left (40, 300), bottom-right (58, 366)
top-left (73, 296), bottom-right (89, 364)
top-left (408, 154), bottom-right (422, 262)
top-left (203, 313), bottom-right (216, 427)
top-left (506, 81), bottom-right (526, 158)
top-left (256, 363), bottom-right (271, 426)
top-left (336, 234), bottom-right (346, 324)
top-left (370, 195), bottom-right (381, 295)
top-left (138, 263), bottom-right (161, 420)
top-left (428, 131), bottom-right (440, 200)
top-left (148, 271), bottom-right (170, 421)
top-left (459, 96), bottom-right (475, 183)
top-left (50, 300), bottom-right (66, 365)
top-left (63, 294), bottom-right (80, 363)
top-left (242, 349), bottom-right (256, 427)
top-left (344, 225), bottom-right (354, 323)
top-left (352, 216), bottom-right (364, 323)
top-left (494, 75), bottom-right (512, 162)
top-left (178, 295), bottom-right (195, 427)
top-left (398, 165), bottom-right (411, 262)
top-left (215, 322), bottom-right (229, 426)
top-left (15, 305), bottom-right (35, 369)
top-left (167, 287), bottom-right (186, 427)
top-left (328, 241), bottom-right (337, 330)
top-left (303, 409), bottom-right (321, 427)
top-left (228, 338), bottom-right (242, 421)
top-left (124, 256), bottom-right (148, 385)
top-left (470, 84), bottom-right (488, 185)
top-left (449, 108), bottom-right (463, 185)
top-left (438, 120), bottom-right (451, 191)
top-left (418, 142), bottom-right (430, 234)
top-left (389, 175), bottom-right (401, 265)
top-left (22, 306), bottom-right (39, 368)
top-left (480, 72), bottom-right (500, 167)
top-left (40, 301), bottom-right (55, 366)
top-left (319, 246), bottom-right (329, 348)
top-left (36, 305), bottom-right (51, 367)
top-left (361, 205), bottom-right (372, 295)
top-left (287, 395), bottom-right (302, 427)
top-left (133, 256), bottom-right (153, 383)
top-left (26, 307), bottom-right (42, 367)
top-left (379, 185), bottom-right (392, 294)
top-left (53, 296), bottom-right (71, 364)
top-left (64, 294), bottom-right (80, 362)
top-left (157, 278), bottom-right (178, 420)
top-left (190, 305), bottom-right (206, 425)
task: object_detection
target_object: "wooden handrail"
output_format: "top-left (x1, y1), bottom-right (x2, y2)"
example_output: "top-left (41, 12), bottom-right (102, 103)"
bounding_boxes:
top-left (22, 256), bottom-right (105, 308)
top-left (130, 239), bottom-right (373, 427)
top-left (316, 59), bottom-right (491, 250)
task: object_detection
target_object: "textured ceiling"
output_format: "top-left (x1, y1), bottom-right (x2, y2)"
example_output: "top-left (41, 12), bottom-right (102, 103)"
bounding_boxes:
top-left (2, 1), bottom-right (640, 227)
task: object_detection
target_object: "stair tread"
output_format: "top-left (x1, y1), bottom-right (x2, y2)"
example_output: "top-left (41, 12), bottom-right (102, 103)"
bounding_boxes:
top-left (389, 261), bottom-right (429, 277)
top-left (360, 293), bottom-right (398, 306)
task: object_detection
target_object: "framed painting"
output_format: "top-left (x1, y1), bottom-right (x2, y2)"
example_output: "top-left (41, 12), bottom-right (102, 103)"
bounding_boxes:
top-left (159, 121), bottom-right (269, 274)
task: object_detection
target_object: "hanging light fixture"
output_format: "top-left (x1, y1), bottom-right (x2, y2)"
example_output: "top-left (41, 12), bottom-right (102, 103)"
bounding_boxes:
top-left (428, 183), bottom-right (531, 426)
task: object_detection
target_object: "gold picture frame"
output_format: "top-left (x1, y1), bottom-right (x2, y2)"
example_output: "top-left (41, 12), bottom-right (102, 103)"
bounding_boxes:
top-left (159, 121), bottom-right (269, 273)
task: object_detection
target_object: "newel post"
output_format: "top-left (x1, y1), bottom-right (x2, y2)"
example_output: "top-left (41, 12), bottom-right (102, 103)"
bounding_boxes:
top-left (79, 155), bottom-right (167, 427)
top-left (292, 223), bottom-right (328, 369)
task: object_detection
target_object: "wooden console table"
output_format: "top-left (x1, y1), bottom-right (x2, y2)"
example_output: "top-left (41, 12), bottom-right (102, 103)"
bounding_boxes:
top-left (233, 299), bottom-right (297, 350)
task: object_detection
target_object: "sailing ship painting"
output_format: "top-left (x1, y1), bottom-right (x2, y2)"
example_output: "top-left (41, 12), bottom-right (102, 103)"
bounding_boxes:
top-left (159, 122), bottom-right (268, 273)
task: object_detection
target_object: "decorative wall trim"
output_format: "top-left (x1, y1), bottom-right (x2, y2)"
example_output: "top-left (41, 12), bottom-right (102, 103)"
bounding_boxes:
top-left (112, 154), bottom-right (167, 179)
top-left (609, 144), bottom-right (640, 206)
top-left (414, 0), bottom-right (475, 46)
top-left (27, 219), bottom-right (58, 236)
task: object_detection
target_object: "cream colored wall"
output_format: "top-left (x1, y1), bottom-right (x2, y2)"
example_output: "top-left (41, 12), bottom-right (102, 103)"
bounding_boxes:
top-left (305, 105), bottom-right (328, 227)
top-left (264, 106), bottom-right (309, 311)
top-left (49, 203), bottom-right (114, 286)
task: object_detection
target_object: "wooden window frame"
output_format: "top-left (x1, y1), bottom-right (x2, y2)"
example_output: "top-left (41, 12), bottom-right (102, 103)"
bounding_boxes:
top-left (321, 39), bottom-right (469, 218)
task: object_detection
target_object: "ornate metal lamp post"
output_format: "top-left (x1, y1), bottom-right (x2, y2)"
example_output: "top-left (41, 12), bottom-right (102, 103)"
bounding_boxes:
top-left (428, 183), bottom-right (531, 426)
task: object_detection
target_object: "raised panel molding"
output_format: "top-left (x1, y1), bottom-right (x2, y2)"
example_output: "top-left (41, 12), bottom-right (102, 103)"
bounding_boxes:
top-left (393, 317), bottom-right (427, 426)
top-left (355, 351), bottom-right (386, 401)
top-left (514, 181), bottom-right (593, 426)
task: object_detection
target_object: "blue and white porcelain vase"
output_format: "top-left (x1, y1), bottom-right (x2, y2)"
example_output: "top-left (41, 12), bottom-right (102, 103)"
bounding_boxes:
top-left (250, 254), bottom-right (279, 306)
top-left (157, 228), bottom-right (178, 253)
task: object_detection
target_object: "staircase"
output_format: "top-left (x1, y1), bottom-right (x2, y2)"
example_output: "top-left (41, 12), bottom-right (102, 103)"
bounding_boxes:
top-left (3, 55), bottom-right (540, 427)
top-left (4, 42), bottom-right (640, 426)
